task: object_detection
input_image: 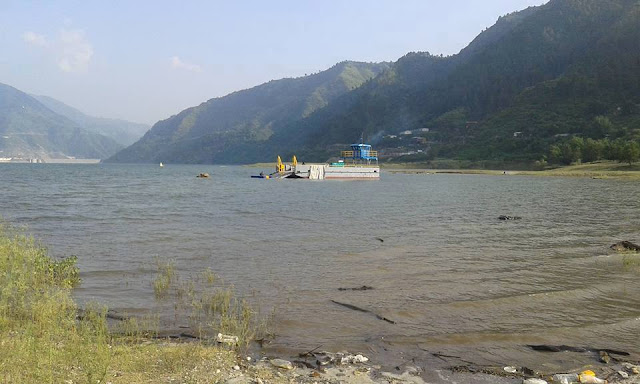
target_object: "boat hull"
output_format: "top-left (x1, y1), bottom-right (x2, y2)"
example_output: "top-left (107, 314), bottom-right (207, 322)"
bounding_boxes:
top-left (324, 167), bottom-right (379, 179)
top-left (290, 164), bottom-right (379, 180)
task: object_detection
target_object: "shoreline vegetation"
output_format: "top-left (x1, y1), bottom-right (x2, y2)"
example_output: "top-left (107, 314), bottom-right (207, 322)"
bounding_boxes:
top-left (2, 224), bottom-right (640, 383)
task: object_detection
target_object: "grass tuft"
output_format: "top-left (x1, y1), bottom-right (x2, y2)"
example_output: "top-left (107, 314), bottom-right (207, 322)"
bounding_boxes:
top-left (0, 224), bottom-right (271, 383)
top-left (153, 259), bottom-right (176, 299)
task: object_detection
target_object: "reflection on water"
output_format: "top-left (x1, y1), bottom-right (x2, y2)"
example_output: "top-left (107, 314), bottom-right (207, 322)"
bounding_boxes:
top-left (1, 163), bottom-right (639, 369)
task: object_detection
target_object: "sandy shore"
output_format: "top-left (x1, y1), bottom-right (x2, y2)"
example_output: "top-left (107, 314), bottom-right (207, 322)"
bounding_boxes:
top-left (384, 161), bottom-right (640, 180)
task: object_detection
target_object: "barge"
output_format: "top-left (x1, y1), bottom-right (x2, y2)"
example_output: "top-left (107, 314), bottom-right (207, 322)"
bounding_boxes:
top-left (272, 142), bottom-right (380, 180)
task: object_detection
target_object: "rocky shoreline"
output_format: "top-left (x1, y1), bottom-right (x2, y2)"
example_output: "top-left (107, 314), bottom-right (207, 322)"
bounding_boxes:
top-left (215, 349), bottom-right (640, 384)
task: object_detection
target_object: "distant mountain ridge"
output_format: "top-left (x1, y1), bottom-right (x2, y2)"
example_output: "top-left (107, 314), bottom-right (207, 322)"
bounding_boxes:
top-left (106, 61), bottom-right (390, 163)
top-left (32, 95), bottom-right (149, 147)
top-left (0, 83), bottom-right (123, 160)
top-left (109, 0), bottom-right (640, 164)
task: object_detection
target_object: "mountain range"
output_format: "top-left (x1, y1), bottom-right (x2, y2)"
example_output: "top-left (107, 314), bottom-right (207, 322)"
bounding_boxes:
top-left (0, 83), bottom-right (148, 160)
top-left (6, 0), bottom-right (638, 165)
top-left (31, 95), bottom-right (149, 147)
top-left (106, 0), bottom-right (639, 165)
top-left (107, 61), bottom-right (390, 164)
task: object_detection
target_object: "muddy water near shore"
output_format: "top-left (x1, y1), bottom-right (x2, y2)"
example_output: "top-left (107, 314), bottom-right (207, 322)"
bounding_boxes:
top-left (2, 163), bottom-right (639, 371)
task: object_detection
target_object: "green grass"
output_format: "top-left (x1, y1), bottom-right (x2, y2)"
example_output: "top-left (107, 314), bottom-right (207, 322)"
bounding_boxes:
top-left (152, 258), bottom-right (176, 299)
top-left (0, 224), bottom-right (273, 383)
top-left (154, 263), bottom-right (273, 350)
top-left (0, 224), bottom-right (110, 383)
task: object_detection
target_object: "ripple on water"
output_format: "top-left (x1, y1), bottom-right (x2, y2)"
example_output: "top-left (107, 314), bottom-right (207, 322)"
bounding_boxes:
top-left (1, 164), bottom-right (639, 367)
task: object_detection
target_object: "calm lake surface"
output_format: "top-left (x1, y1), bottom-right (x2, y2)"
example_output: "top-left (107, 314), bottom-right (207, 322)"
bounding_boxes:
top-left (2, 163), bottom-right (639, 370)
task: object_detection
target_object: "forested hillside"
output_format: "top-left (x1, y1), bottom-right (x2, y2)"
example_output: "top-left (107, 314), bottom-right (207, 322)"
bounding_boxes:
top-left (294, 0), bottom-right (640, 164)
top-left (109, 0), bottom-right (640, 165)
top-left (107, 61), bottom-right (389, 163)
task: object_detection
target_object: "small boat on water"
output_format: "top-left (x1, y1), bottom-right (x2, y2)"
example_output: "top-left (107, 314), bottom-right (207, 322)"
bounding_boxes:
top-left (159, 162), bottom-right (164, 167)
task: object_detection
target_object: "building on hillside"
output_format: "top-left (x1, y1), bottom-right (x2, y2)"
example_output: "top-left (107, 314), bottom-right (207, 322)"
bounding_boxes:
top-left (412, 137), bottom-right (427, 144)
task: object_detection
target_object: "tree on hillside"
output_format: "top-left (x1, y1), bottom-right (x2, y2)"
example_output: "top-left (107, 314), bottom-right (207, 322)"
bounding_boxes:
top-left (549, 144), bottom-right (562, 164)
top-left (592, 116), bottom-right (615, 138)
top-left (603, 139), bottom-right (621, 160)
top-left (550, 137), bottom-right (584, 165)
top-left (582, 138), bottom-right (603, 162)
top-left (620, 141), bottom-right (640, 165)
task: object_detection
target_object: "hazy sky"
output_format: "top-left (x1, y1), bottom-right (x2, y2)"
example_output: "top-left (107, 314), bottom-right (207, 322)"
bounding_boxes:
top-left (1, 0), bottom-right (547, 125)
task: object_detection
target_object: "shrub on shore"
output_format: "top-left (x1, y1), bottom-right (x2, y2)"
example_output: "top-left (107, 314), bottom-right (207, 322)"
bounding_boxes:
top-left (0, 224), bottom-right (110, 382)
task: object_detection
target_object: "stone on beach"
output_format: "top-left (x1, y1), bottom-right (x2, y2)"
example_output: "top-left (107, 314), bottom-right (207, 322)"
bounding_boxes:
top-left (269, 358), bottom-right (294, 370)
top-left (522, 379), bottom-right (548, 384)
top-left (340, 354), bottom-right (369, 364)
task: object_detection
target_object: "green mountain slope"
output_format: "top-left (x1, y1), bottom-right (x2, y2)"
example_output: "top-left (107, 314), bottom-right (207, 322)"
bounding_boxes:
top-left (0, 83), bottom-right (123, 160)
top-left (106, 61), bottom-right (390, 163)
top-left (109, 0), bottom-right (639, 165)
top-left (293, 0), bottom-right (639, 162)
top-left (32, 95), bottom-right (150, 146)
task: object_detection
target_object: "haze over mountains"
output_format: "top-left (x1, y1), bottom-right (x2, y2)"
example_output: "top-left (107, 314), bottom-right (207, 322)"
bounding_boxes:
top-left (31, 95), bottom-right (150, 147)
top-left (0, 83), bottom-right (149, 160)
top-left (106, 0), bottom-right (639, 165)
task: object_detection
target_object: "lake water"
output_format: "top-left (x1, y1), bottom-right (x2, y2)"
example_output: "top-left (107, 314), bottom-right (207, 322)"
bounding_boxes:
top-left (1, 163), bottom-right (639, 371)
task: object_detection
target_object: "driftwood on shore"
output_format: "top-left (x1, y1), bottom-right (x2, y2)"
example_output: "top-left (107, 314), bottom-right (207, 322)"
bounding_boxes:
top-left (331, 300), bottom-right (396, 324)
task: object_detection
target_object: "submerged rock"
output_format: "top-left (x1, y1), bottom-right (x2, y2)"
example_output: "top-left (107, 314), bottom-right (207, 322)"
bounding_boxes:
top-left (610, 241), bottom-right (640, 252)
top-left (338, 285), bottom-right (374, 291)
top-left (498, 215), bottom-right (522, 220)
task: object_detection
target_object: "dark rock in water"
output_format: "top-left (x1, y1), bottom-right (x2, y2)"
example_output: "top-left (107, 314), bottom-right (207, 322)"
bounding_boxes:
top-left (610, 240), bottom-right (640, 252)
top-left (338, 285), bottom-right (374, 291)
top-left (498, 215), bottom-right (522, 220)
